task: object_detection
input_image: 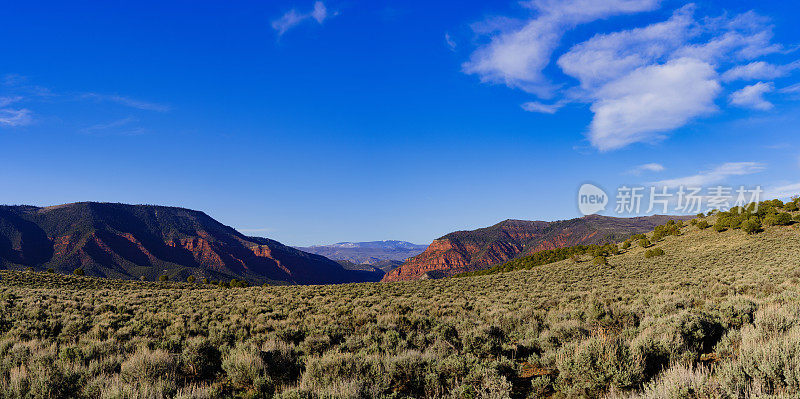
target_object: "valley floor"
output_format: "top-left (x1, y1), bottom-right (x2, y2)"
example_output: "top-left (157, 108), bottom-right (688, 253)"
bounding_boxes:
top-left (1, 218), bottom-right (800, 398)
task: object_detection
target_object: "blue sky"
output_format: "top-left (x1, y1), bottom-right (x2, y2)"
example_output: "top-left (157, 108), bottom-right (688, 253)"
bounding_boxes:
top-left (1, 0), bottom-right (799, 246)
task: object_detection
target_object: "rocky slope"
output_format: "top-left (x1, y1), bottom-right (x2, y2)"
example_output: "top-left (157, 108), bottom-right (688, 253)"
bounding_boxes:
top-left (296, 241), bottom-right (426, 264)
top-left (381, 214), bottom-right (691, 282)
top-left (0, 202), bottom-right (373, 285)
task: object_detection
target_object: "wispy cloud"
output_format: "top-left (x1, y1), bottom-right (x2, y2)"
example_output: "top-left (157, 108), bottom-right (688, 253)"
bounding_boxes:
top-left (79, 117), bottom-right (146, 135)
top-left (730, 82), bottom-right (774, 110)
top-left (0, 75), bottom-right (169, 132)
top-left (272, 1), bottom-right (332, 36)
top-left (463, 3), bottom-right (795, 151)
top-left (650, 162), bottom-right (765, 188)
top-left (521, 100), bottom-right (564, 114)
top-left (764, 182), bottom-right (800, 200)
top-left (722, 60), bottom-right (800, 82)
top-left (445, 33), bottom-right (457, 51)
top-left (0, 96), bottom-right (23, 107)
top-left (0, 108), bottom-right (32, 127)
top-left (0, 79), bottom-right (36, 127)
top-left (81, 93), bottom-right (170, 112)
top-left (625, 163), bottom-right (665, 176)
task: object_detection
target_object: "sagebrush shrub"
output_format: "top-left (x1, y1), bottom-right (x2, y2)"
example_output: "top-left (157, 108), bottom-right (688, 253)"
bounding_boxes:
top-left (555, 335), bottom-right (642, 397)
top-left (182, 337), bottom-right (221, 381)
top-left (120, 347), bottom-right (178, 383)
top-left (221, 343), bottom-right (273, 393)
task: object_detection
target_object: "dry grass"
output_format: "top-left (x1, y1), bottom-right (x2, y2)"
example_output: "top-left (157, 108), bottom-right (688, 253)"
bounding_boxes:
top-left (0, 212), bottom-right (800, 398)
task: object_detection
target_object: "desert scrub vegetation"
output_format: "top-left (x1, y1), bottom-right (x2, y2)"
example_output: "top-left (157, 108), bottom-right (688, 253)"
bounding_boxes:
top-left (0, 205), bottom-right (800, 397)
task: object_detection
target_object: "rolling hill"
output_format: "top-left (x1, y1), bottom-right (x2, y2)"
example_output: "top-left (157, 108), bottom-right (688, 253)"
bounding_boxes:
top-left (0, 202), bottom-right (376, 285)
top-left (382, 214), bottom-right (692, 281)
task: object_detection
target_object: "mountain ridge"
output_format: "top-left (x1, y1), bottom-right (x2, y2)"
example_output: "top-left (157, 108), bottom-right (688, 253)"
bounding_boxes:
top-left (382, 213), bottom-right (693, 282)
top-left (0, 202), bottom-right (378, 285)
top-left (295, 240), bottom-right (426, 265)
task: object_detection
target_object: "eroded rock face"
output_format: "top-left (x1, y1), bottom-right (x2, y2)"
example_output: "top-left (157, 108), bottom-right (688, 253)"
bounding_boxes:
top-left (382, 215), bottom-right (689, 282)
top-left (0, 202), bottom-right (368, 285)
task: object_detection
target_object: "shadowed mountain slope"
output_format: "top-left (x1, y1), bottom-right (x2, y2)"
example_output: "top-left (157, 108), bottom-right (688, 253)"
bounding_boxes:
top-left (0, 202), bottom-right (372, 285)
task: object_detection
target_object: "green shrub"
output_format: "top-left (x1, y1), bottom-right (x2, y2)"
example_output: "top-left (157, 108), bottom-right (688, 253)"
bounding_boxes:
top-left (786, 202), bottom-right (799, 212)
top-left (261, 340), bottom-right (303, 385)
top-left (741, 218), bottom-right (762, 234)
top-left (555, 336), bottom-right (642, 397)
top-left (121, 347), bottom-right (178, 383)
top-left (639, 238), bottom-right (651, 248)
top-left (465, 325), bottom-right (506, 357)
top-left (621, 241), bottom-right (631, 250)
top-left (300, 351), bottom-right (384, 395)
top-left (644, 248), bottom-right (665, 258)
top-left (636, 365), bottom-right (717, 399)
top-left (73, 268), bottom-right (85, 276)
top-left (182, 337), bottom-right (221, 380)
top-left (718, 297), bottom-right (758, 329)
top-left (764, 212), bottom-right (793, 226)
top-left (386, 351), bottom-right (429, 396)
top-left (159, 275), bottom-right (169, 282)
top-left (631, 332), bottom-right (671, 382)
top-left (696, 220), bottom-right (709, 230)
top-left (673, 310), bottom-right (724, 355)
top-left (593, 256), bottom-right (608, 266)
top-left (186, 276), bottom-right (196, 283)
top-left (222, 344), bottom-right (273, 393)
top-left (718, 325), bottom-right (800, 397)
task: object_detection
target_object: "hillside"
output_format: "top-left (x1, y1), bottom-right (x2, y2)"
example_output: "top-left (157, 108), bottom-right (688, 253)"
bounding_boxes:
top-left (1, 200), bottom-right (799, 397)
top-left (296, 240), bottom-right (426, 264)
top-left (382, 214), bottom-right (691, 281)
top-left (0, 202), bottom-right (375, 285)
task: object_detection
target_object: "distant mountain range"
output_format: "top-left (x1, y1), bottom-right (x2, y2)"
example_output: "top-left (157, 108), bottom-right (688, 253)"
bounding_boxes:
top-left (0, 202), bottom-right (693, 285)
top-left (0, 202), bottom-right (380, 285)
top-left (295, 240), bottom-right (427, 265)
top-left (382, 214), bottom-right (692, 282)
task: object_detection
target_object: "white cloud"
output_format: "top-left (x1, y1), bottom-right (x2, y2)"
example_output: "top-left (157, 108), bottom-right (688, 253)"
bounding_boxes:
top-left (651, 162), bottom-right (765, 188)
top-left (730, 82), bottom-right (774, 110)
top-left (0, 108), bottom-right (32, 127)
top-left (81, 93), bottom-right (170, 112)
top-left (311, 1), bottom-right (327, 23)
top-left (463, 3), bottom-right (792, 151)
top-left (272, 1), bottom-right (331, 36)
top-left (558, 6), bottom-right (695, 90)
top-left (463, 0), bottom-right (660, 97)
top-left (764, 182), bottom-right (800, 200)
top-left (590, 58), bottom-right (721, 151)
top-left (521, 101), bottom-right (564, 114)
top-left (721, 61), bottom-right (800, 82)
top-left (626, 163), bottom-right (665, 175)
